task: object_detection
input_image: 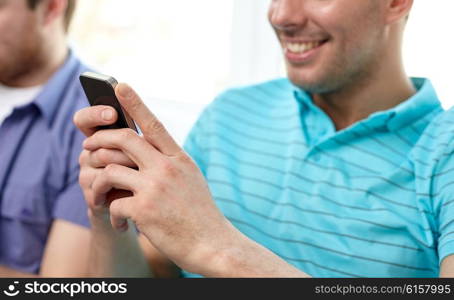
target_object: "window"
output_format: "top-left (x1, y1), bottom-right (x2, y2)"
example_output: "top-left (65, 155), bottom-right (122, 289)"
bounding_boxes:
top-left (70, 0), bottom-right (235, 143)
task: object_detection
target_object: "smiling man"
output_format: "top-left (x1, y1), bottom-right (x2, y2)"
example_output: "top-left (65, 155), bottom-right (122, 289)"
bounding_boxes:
top-left (74, 0), bottom-right (454, 277)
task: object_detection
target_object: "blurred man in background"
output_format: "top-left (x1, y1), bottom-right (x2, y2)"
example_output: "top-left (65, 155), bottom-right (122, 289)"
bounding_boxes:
top-left (0, 0), bottom-right (91, 276)
top-left (75, 0), bottom-right (454, 277)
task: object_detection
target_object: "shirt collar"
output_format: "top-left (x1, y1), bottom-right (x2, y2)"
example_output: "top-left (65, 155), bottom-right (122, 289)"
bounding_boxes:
top-left (293, 85), bottom-right (314, 109)
top-left (384, 78), bottom-right (442, 131)
top-left (33, 49), bottom-right (82, 126)
top-left (292, 77), bottom-right (442, 132)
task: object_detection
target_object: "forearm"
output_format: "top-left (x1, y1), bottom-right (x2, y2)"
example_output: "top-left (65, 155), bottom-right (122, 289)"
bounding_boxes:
top-left (199, 226), bottom-right (311, 278)
top-left (440, 255), bottom-right (454, 277)
top-left (89, 216), bottom-right (153, 278)
top-left (0, 266), bottom-right (38, 278)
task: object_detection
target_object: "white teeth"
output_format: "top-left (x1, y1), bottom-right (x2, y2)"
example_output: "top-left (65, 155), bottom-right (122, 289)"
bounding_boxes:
top-left (286, 42), bottom-right (321, 54)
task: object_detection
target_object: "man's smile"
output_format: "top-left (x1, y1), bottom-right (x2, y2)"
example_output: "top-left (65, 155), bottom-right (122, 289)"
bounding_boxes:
top-left (282, 38), bottom-right (329, 63)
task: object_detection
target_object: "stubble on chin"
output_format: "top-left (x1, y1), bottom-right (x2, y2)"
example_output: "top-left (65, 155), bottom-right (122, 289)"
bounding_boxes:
top-left (0, 39), bottom-right (44, 86)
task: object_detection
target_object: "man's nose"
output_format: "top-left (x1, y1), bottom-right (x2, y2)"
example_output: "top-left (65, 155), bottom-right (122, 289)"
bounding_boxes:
top-left (269, 0), bottom-right (308, 32)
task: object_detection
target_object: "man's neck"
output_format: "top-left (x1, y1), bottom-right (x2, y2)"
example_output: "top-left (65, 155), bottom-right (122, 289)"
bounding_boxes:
top-left (312, 64), bottom-right (416, 131)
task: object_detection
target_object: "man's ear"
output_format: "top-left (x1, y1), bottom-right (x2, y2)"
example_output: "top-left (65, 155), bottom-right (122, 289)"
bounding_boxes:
top-left (384, 0), bottom-right (414, 24)
top-left (40, 0), bottom-right (67, 28)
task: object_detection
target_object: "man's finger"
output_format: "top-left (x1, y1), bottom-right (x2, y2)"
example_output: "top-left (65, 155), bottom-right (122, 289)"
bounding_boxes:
top-left (73, 106), bottom-right (118, 137)
top-left (89, 148), bottom-right (137, 169)
top-left (83, 129), bottom-right (161, 170)
top-left (109, 198), bottom-right (135, 232)
top-left (91, 164), bottom-right (144, 207)
top-left (115, 83), bottom-right (181, 156)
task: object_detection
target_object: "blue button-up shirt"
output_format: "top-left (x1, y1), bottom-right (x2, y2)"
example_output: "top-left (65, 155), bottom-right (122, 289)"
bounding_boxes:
top-left (0, 51), bottom-right (90, 274)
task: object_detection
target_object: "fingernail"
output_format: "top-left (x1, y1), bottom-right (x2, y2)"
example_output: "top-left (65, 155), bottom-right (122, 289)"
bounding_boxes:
top-left (102, 109), bottom-right (114, 121)
top-left (118, 84), bottom-right (132, 99)
top-left (83, 138), bottom-right (92, 149)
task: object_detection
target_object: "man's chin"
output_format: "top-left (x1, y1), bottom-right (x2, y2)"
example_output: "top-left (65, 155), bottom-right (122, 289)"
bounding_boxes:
top-left (0, 74), bottom-right (10, 86)
top-left (0, 65), bottom-right (33, 87)
top-left (288, 76), bottom-right (324, 94)
top-left (0, 74), bottom-right (16, 86)
top-left (287, 69), bottom-right (344, 94)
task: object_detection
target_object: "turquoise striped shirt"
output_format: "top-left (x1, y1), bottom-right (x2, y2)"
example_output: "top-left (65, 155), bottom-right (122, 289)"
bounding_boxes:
top-left (183, 77), bottom-right (454, 277)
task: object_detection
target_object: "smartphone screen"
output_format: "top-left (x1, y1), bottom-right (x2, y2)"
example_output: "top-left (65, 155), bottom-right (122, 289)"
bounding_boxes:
top-left (79, 72), bottom-right (138, 132)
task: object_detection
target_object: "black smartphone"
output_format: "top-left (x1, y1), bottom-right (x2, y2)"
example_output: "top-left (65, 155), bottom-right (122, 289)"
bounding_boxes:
top-left (79, 71), bottom-right (138, 132)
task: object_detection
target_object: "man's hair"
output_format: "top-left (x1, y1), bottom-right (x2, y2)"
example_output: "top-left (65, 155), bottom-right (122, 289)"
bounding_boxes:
top-left (26, 0), bottom-right (76, 32)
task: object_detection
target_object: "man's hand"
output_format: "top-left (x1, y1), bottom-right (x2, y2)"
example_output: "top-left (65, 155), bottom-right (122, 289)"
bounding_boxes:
top-left (74, 91), bottom-right (153, 278)
top-left (74, 83), bottom-right (308, 277)
top-left (75, 84), bottom-right (240, 275)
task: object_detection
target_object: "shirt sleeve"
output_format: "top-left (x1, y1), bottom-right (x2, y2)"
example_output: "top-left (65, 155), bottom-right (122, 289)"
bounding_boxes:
top-left (432, 141), bottom-right (454, 264)
top-left (52, 128), bottom-right (90, 228)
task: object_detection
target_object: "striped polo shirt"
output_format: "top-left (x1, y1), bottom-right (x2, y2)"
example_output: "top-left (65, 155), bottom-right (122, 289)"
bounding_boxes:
top-left (182, 77), bottom-right (454, 278)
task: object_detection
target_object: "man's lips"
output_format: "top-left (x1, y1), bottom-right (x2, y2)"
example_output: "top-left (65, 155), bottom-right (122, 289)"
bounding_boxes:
top-left (284, 41), bottom-right (323, 54)
top-left (282, 39), bottom-right (329, 63)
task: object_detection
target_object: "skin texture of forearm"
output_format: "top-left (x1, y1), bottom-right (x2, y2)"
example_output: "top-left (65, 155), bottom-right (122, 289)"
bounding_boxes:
top-left (203, 230), bottom-right (311, 278)
top-left (440, 256), bottom-right (454, 278)
top-left (89, 218), bottom-right (153, 278)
